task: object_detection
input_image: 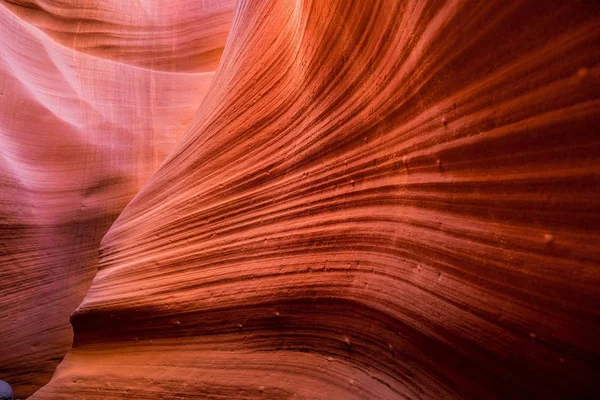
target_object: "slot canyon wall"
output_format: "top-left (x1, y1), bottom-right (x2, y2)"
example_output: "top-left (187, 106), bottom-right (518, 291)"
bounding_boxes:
top-left (2, 0), bottom-right (600, 399)
top-left (0, 0), bottom-right (233, 397)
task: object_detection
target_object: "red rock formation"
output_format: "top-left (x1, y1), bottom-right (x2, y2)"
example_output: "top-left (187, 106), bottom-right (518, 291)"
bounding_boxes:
top-left (3, 0), bottom-right (600, 399)
top-left (0, 0), bottom-right (232, 397)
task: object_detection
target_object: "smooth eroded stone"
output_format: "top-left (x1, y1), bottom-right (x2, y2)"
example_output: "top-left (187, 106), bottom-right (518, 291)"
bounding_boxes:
top-left (3, 0), bottom-right (600, 399)
top-left (0, 0), bottom-right (233, 398)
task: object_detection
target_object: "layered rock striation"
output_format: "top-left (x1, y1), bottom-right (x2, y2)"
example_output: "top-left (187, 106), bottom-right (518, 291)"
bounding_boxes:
top-left (2, 0), bottom-right (600, 399)
top-left (0, 0), bottom-right (232, 397)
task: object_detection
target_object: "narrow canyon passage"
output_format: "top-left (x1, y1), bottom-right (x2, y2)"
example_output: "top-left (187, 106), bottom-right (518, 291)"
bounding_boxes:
top-left (2, 1), bottom-right (600, 399)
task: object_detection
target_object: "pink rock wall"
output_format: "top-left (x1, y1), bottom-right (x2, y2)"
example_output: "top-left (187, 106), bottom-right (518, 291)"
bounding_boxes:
top-left (0, 0), bottom-right (232, 397)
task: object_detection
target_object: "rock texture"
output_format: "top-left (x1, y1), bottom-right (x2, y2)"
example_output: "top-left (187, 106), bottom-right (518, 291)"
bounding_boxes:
top-left (3, 0), bottom-right (600, 399)
top-left (0, 0), bottom-right (232, 397)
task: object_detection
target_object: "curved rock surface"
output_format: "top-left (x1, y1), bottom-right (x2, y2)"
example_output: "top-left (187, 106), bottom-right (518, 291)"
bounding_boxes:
top-left (0, 0), bottom-right (232, 397)
top-left (3, 0), bottom-right (600, 399)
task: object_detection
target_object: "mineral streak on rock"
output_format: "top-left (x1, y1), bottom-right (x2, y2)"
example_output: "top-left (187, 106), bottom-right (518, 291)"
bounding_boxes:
top-left (2, 0), bottom-right (600, 399)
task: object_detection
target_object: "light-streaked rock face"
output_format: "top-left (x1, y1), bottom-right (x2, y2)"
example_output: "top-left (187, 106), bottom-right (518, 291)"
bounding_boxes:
top-left (0, 0), bottom-right (232, 397)
top-left (2, 0), bottom-right (600, 399)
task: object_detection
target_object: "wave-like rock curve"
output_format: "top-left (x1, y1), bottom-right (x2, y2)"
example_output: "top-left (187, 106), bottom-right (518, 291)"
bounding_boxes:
top-left (3, 0), bottom-right (600, 399)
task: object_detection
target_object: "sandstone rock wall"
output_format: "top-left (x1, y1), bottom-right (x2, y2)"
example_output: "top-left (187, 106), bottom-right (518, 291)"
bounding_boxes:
top-left (2, 0), bottom-right (600, 399)
top-left (0, 1), bottom-right (232, 397)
